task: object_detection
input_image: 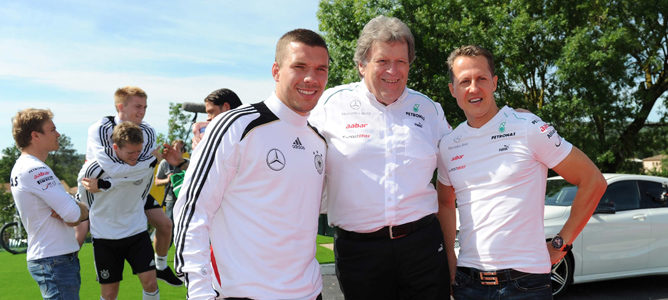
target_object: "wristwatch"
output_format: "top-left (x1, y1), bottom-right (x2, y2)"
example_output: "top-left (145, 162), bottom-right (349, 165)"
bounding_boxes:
top-left (551, 234), bottom-right (572, 252)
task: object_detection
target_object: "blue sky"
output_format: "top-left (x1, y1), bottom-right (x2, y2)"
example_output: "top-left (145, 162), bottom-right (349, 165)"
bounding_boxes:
top-left (0, 1), bottom-right (321, 154)
top-left (1, 1), bottom-right (665, 156)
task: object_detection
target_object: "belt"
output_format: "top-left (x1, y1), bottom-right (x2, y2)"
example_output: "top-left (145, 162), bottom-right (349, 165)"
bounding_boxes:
top-left (457, 266), bottom-right (532, 286)
top-left (335, 214), bottom-right (436, 240)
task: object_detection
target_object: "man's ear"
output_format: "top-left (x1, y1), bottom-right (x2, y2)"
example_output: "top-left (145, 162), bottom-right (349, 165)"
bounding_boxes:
top-left (272, 62), bottom-right (280, 81)
top-left (448, 83), bottom-right (455, 98)
top-left (222, 102), bottom-right (230, 112)
top-left (112, 143), bottom-right (119, 152)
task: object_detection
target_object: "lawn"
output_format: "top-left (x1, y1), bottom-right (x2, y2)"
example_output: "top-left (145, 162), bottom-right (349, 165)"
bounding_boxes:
top-left (0, 235), bottom-right (334, 298)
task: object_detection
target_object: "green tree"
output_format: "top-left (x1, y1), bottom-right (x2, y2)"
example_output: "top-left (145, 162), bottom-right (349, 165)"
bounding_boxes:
top-left (0, 146), bottom-right (20, 183)
top-left (45, 135), bottom-right (84, 188)
top-left (318, 0), bottom-right (668, 173)
top-left (165, 102), bottom-right (194, 152)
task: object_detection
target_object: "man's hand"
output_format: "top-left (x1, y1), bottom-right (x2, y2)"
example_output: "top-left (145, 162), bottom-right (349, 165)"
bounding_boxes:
top-left (191, 121), bottom-right (209, 149)
top-left (82, 177), bottom-right (101, 193)
top-left (547, 241), bottom-right (568, 264)
top-left (162, 143), bottom-right (188, 169)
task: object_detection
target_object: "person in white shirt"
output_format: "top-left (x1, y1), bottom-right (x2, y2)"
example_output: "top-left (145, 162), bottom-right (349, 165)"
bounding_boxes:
top-left (438, 45), bottom-right (607, 299)
top-left (173, 29), bottom-right (329, 300)
top-left (78, 121), bottom-right (167, 300)
top-left (309, 15), bottom-right (452, 299)
top-left (79, 86), bottom-right (183, 286)
top-left (10, 108), bottom-right (89, 300)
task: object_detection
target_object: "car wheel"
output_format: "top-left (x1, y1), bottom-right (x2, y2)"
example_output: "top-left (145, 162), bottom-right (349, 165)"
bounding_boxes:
top-left (551, 253), bottom-right (573, 297)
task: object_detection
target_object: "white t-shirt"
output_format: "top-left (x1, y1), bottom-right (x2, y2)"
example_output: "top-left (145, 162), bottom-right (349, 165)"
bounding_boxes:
top-left (10, 154), bottom-right (81, 261)
top-left (174, 94), bottom-right (326, 300)
top-left (310, 81), bottom-right (451, 232)
top-left (77, 159), bottom-right (154, 239)
top-left (438, 106), bottom-right (573, 273)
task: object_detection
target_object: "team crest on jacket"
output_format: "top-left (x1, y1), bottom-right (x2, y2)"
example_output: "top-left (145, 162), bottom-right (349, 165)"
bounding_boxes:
top-left (266, 148), bottom-right (286, 171)
top-left (313, 151), bottom-right (324, 174)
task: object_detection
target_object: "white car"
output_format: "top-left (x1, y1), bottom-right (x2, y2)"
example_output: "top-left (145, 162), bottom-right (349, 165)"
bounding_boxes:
top-left (544, 173), bottom-right (668, 296)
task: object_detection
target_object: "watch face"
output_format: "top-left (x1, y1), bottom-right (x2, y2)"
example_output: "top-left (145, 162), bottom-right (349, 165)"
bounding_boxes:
top-left (552, 236), bottom-right (564, 249)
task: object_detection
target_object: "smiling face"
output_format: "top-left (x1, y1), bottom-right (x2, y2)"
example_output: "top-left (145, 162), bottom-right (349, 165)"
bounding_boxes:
top-left (359, 41), bottom-right (410, 105)
top-left (117, 95), bottom-right (147, 125)
top-left (272, 41), bottom-right (329, 116)
top-left (449, 55), bottom-right (499, 128)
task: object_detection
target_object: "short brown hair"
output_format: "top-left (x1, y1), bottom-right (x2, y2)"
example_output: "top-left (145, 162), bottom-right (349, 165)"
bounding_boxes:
top-left (171, 139), bottom-right (185, 152)
top-left (275, 29), bottom-right (329, 66)
top-left (12, 108), bottom-right (53, 149)
top-left (112, 121), bottom-right (144, 148)
top-left (114, 86), bottom-right (147, 111)
top-left (447, 45), bottom-right (495, 83)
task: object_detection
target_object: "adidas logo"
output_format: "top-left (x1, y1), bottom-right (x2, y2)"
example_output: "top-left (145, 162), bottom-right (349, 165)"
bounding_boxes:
top-left (292, 137), bottom-right (305, 150)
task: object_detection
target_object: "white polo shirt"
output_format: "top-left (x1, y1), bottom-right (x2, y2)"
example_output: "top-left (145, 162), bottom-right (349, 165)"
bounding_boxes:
top-left (310, 81), bottom-right (451, 232)
top-left (10, 154), bottom-right (81, 261)
top-left (174, 94), bottom-right (326, 300)
top-left (438, 106), bottom-right (573, 273)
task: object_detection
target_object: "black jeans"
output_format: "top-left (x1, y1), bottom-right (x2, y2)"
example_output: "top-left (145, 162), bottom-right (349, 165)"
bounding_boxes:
top-left (334, 218), bottom-right (450, 299)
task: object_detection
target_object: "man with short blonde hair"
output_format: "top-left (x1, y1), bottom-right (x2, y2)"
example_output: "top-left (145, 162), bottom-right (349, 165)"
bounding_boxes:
top-left (82, 86), bottom-right (183, 286)
top-left (78, 121), bottom-right (160, 300)
top-left (11, 108), bottom-right (89, 299)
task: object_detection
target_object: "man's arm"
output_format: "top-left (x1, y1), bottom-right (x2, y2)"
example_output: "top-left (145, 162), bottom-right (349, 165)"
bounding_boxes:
top-left (549, 147), bottom-right (607, 263)
top-left (173, 117), bottom-right (239, 299)
top-left (154, 160), bottom-right (171, 187)
top-left (437, 182), bottom-right (457, 284)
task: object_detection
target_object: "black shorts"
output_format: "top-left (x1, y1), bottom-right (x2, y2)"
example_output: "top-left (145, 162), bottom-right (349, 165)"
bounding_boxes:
top-left (144, 194), bottom-right (161, 210)
top-left (92, 231), bottom-right (155, 284)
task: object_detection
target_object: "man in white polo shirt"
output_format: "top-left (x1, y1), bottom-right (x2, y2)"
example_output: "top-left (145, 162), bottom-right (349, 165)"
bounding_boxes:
top-left (173, 28), bottom-right (329, 299)
top-left (310, 15), bottom-right (453, 299)
top-left (438, 45), bottom-right (607, 299)
top-left (10, 108), bottom-right (89, 299)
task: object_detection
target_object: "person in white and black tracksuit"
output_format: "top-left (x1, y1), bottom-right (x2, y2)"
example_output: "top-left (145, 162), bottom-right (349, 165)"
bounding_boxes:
top-left (80, 86), bottom-right (183, 287)
top-left (173, 29), bottom-right (329, 300)
top-left (77, 121), bottom-right (160, 300)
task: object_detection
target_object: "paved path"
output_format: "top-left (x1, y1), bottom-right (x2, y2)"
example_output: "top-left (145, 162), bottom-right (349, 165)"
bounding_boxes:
top-left (320, 264), bottom-right (344, 300)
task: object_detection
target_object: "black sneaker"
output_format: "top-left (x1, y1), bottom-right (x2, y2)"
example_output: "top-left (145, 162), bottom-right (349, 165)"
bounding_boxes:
top-left (156, 266), bottom-right (183, 286)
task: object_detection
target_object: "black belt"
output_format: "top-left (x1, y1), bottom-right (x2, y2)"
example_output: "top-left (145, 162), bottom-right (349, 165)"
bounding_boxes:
top-left (336, 214), bottom-right (436, 240)
top-left (457, 266), bottom-right (532, 286)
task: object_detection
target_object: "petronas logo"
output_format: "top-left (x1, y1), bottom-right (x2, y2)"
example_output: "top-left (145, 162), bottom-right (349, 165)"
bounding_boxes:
top-left (413, 104), bottom-right (420, 112)
top-left (499, 122), bottom-right (506, 133)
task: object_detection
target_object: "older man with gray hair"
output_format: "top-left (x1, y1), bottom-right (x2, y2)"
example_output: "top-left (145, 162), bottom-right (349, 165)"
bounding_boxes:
top-left (310, 15), bottom-right (454, 299)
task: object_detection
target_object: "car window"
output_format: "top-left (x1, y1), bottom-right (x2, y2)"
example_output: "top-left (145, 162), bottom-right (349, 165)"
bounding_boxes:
top-left (639, 180), bottom-right (667, 208)
top-left (599, 180), bottom-right (640, 211)
top-left (546, 179), bottom-right (578, 206)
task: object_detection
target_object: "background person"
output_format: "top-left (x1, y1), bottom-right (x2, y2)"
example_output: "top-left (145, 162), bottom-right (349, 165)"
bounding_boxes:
top-left (155, 139), bottom-right (188, 223)
top-left (439, 45), bottom-right (606, 299)
top-left (10, 108), bottom-right (89, 300)
top-left (191, 88), bottom-right (243, 149)
top-left (78, 121), bottom-right (161, 300)
top-left (309, 15), bottom-right (453, 299)
top-left (81, 86), bottom-right (182, 286)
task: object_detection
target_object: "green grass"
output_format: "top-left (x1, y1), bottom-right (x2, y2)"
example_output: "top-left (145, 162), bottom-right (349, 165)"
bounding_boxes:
top-left (0, 235), bottom-right (335, 298)
top-left (0, 243), bottom-right (188, 299)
